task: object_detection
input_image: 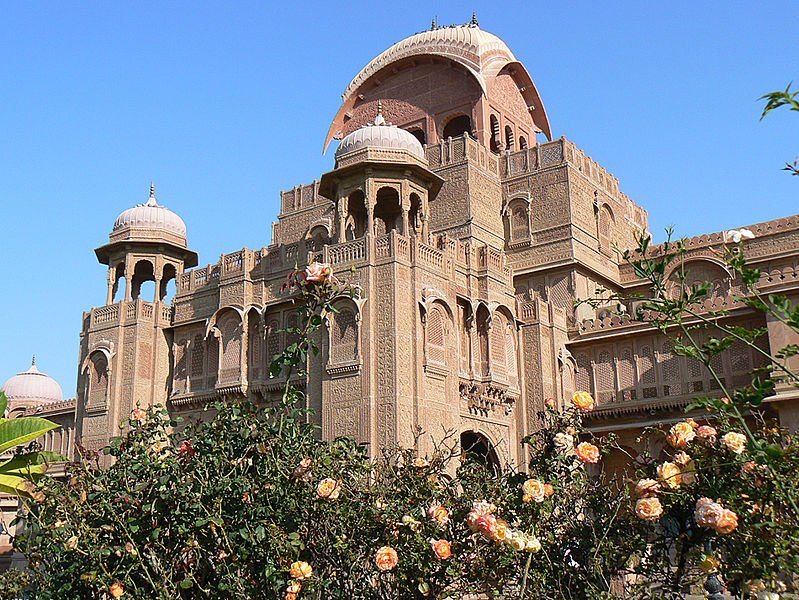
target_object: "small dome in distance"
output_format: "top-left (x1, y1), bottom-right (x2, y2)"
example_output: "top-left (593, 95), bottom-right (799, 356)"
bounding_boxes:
top-left (335, 101), bottom-right (425, 162)
top-left (2, 356), bottom-right (64, 410)
top-left (112, 184), bottom-right (188, 240)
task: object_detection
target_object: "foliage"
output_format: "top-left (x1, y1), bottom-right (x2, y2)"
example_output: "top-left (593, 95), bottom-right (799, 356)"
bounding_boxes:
top-left (0, 391), bottom-right (61, 499)
top-left (760, 82), bottom-right (799, 176)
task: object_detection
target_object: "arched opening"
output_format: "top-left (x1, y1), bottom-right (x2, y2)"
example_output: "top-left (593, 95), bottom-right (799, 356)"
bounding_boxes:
top-left (131, 260), bottom-right (155, 301)
top-left (173, 337), bottom-right (189, 394)
top-left (460, 431), bottom-right (501, 474)
top-left (374, 187), bottom-right (401, 235)
top-left (409, 193), bottom-right (422, 235)
top-left (160, 263), bottom-right (177, 303)
top-left (247, 309), bottom-right (264, 383)
top-left (489, 115), bottom-right (501, 153)
top-left (308, 225), bottom-right (330, 251)
top-left (668, 259), bottom-right (730, 299)
top-left (407, 127), bottom-right (426, 146)
top-left (457, 301), bottom-right (473, 376)
top-left (265, 314), bottom-right (282, 371)
top-left (519, 135), bottom-right (528, 150)
top-left (476, 304), bottom-right (491, 377)
top-left (345, 190), bottom-right (367, 240)
top-left (86, 352), bottom-right (109, 410)
top-left (442, 114), bottom-right (472, 139)
top-left (216, 310), bottom-right (243, 384)
top-left (425, 303), bottom-right (448, 367)
top-left (490, 311), bottom-right (507, 380)
top-left (598, 205), bottom-right (614, 253)
top-left (508, 199), bottom-right (530, 242)
top-left (111, 263), bottom-right (125, 303)
top-left (330, 303), bottom-right (358, 364)
top-left (504, 125), bottom-right (515, 152)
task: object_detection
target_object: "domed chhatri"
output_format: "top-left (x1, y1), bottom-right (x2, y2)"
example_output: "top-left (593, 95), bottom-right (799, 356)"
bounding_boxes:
top-left (112, 183), bottom-right (188, 243)
top-left (334, 102), bottom-right (426, 163)
top-left (1, 356), bottom-right (64, 410)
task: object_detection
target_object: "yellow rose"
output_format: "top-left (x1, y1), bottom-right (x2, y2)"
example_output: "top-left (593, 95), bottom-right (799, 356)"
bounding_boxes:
top-left (522, 478), bottom-right (546, 503)
top-left (572, 391), bottom-right (595, 412)
top-left (657, 462), bottom-right (682, 489)
top-left (289, 560), bottom-right (313, 580)
top-left (666, 422), bottom-right (696, 449)
top-left (110, 582), bottom-right (125, 598)
top-left (316, 478), bottom-right (341, 500)
top-left (721, 432), bottom-right (747, 454)
top-left (635, 497), bottom-right (663, 522)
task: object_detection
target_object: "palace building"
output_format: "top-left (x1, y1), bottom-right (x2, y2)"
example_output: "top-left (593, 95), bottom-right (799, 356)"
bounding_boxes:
top-left (60, 20), bottom-right (799, 472)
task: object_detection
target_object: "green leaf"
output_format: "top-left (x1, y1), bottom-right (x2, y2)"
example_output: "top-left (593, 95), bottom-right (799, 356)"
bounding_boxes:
top-left (0, 392), bottom-right (8, 417)
top-left (0, 417), bottom-right (59, 454)
top-left (0, 451), bottom-right (63, 477)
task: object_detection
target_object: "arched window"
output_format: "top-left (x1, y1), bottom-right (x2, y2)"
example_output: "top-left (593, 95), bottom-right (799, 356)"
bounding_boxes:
top-left (598, 205), bottom-right (614, 253)
top-left (460, 431), bottom-right (500, 474)
top-left (490, 311), bottom-right (507, 380)
top-left (111, 263), bottom-right (125, 303)
top-left (87, 353), bottom-right (108, 410)
top-left (426, 304), bottom-right (447, 367)
top-left (504, 322), bottom-right (518, 389)
top-left (131, 260), bottom-right (155, 301)
top-left (476, 305), bottom-right (491, 376)
top-left (174, 338), bottom-right (188, 394)
top-left (248, 311), bottom-right (264, 382)
top-left (266, 316), bottom-right (282, 366)
top-left (442, 114), bottom-right (472, 139)
top-left (217, 311), bottom-right (242, 384)
top-left (374, 187), bottom-right (401, 235)
top-left (308, 225), bottom-right (330, 251)
top-left (160, 263), bottom-right (177, 303)
top-left (345, 190), bottom-right (367, 240)
top-left (331, 307), bottom-right (358, 364)
top-left (575, 352), bottom-right (593, 395)
top-left (409, 193), bottom-right (422, 234)
top-left (457, 302), bottom-right (472, 376)
top-left (489, 115), bottom-right (501, 153)
top-left (508, 199), bottom-right (530, 242)
top-left (190, 333), bottom-right (205, 389)
top-left (504, 125), bottom-right (515, 152)
top-left (407, 127), bottom-right (426, 146)
top-left (595, 349), bottom-right (615, 404)
top-left (519, 136), bottom-right (528, 150)
top-left (206, 335), bottom-right (219, 387)
top-left (669, 260), bottom-right (730, 299)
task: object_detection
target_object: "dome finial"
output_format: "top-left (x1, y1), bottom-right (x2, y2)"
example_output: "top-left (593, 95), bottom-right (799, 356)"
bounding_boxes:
top-left (431, 16), bottom-right (437, 30)
top-left (374, 100), bottom-right (386, 126)
top-left (31, 354), bottom-right (36, 367)
top-left (470, 11), bottom-right (479, 26)
top-left (147, 182), bottom-right (158, 207)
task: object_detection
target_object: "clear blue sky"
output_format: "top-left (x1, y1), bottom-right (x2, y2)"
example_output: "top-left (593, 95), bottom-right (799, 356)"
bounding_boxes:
top-left (1, 1), bottom-right (796, 394)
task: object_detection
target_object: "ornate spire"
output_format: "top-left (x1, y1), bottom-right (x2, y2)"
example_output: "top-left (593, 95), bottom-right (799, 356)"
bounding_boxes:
top-left (146, 182), bottom-right (158, 206)
top-left (31, 354), bottom-right (36, 367)
top-left (431, 16), bottom-right (437, 30)
top-left (374, 100), bottom-right (386, 126)
top-left (470, 11), bottom-right (479, 26)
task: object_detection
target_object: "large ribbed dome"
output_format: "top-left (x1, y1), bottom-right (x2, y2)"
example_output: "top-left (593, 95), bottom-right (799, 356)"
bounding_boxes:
top-left (112, 185), bottom-right (187, 239)
top-left (335, 106), bottom-right (425, 161)
top-left (2, 357), bottom-right (64, 409)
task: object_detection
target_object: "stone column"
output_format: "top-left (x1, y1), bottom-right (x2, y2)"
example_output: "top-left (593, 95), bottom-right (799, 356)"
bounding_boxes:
top-left (106, 268), bottom-right (115, 306)
top-left (154, 278), bottom-right (162, 303)
top-left (337, 199), bottom-right (346, 243)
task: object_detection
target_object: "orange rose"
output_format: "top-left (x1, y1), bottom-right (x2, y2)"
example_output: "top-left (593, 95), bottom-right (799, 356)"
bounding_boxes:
top-left (575, 441), bottom-right (600, 464)
top-left (494, 519), bottom-right (508, 541)
top-left (316, 478), bottom-right (341, 500)
top-left (571, 391), bottom-right (595, 412)
top-left (543, 483), bottom-right (555, 497)
top-left (130, 408), bottom-right (146, 422)
top-left (412, 457), bottom-right (430, 468)
top-left (657, 462), bottom-right (682, 489)
top-left (430, 538), bottom-right (452, 560)
top-left (666, 421), bottom-right (696, 449)
top-left (285, 580), bottom-right (302, 600)
top-left (713, 509), bottom-right (739, 534)
top-left (289, 561), bottom-right (313, 580)
top-left (522, 478), bottom-right (546, 503)
top-left (110, 583), bottom-right (124, 598)
top-left (544, 397), bottom-right (556, 409)
top-left (305, 262), bottom-right (334, 284)
top-left (635, 497), bottom-right (663, 522)
top-left (375, 546), bottom-right (398, 571)
top-left (696, 425), bottom-right (717, 442)
top-left (428, 503), bottom-right (450, 526)
top-left (634, 478), bottom-right (661, 498)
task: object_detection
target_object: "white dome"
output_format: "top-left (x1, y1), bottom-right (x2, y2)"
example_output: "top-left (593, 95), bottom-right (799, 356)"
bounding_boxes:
top-left (112, 185), bottom-right (187, 239)
top-left (335, 107), bottom-right (425, 161)
top-left (2, 357), bottom-right (64, 408)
